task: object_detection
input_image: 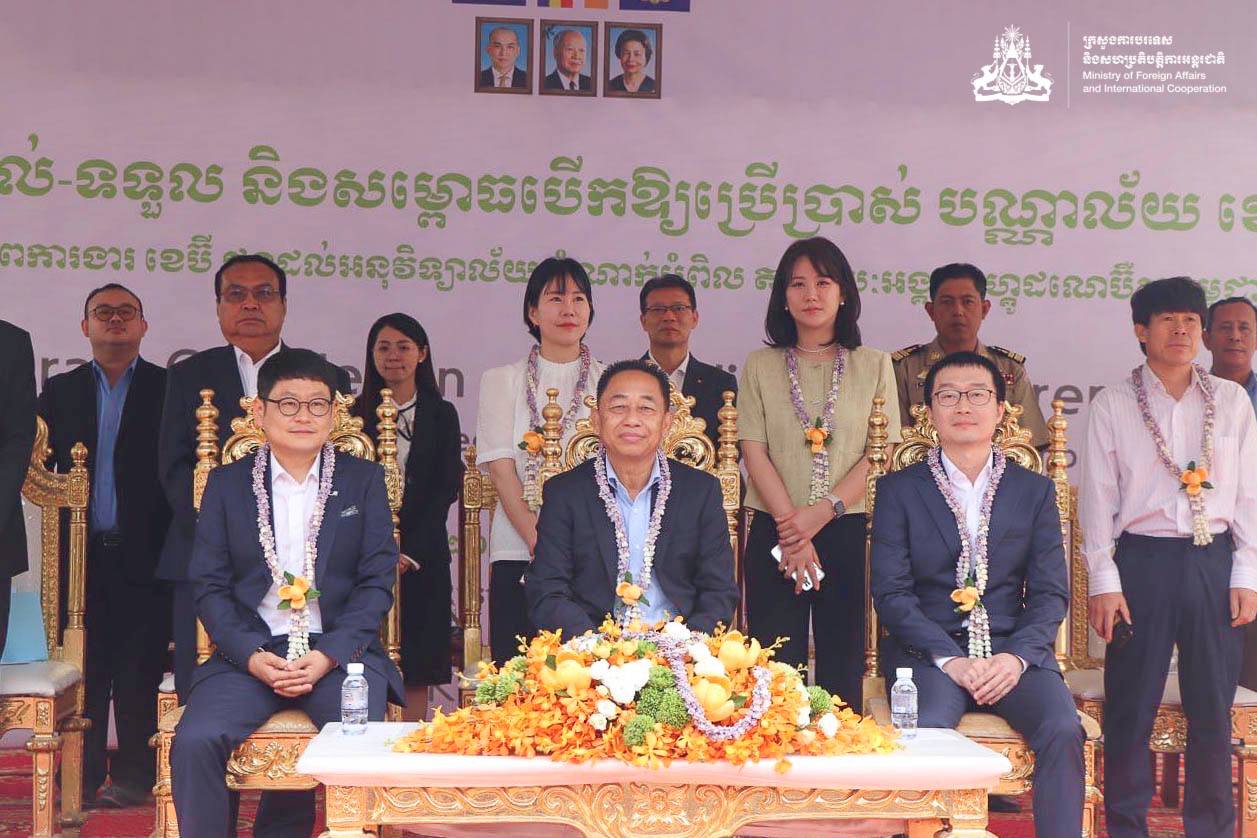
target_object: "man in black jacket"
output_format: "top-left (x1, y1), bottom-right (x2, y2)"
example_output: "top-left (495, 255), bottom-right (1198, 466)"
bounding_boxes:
top-left (39, 283), bottom-right (171, 808)
top-left (639, 274), bottom-right (738, 453)
top-left (0, 319), bottom-right (36, 659)
top-left (527, 360), bottom-right (739, 636)
top-left (158, 255), bottom-right (351, 698)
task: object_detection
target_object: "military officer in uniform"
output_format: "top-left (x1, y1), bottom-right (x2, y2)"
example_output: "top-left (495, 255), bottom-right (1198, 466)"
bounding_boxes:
top-left (893, 263), bottom-right (1049, 448)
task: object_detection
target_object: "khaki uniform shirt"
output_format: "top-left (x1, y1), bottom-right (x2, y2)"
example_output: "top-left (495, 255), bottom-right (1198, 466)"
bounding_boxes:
top-left (892, 338), bottom-right (1048, 447)
top-left (739, 346), bottom-right (902, 514)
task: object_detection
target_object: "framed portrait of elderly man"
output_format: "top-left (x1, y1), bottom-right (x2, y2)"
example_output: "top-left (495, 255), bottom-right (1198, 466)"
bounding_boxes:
top-left (538, 20), bottom-right (598, 97)
top-left (605, 23), bottom-right (662, 99)
top-left (474, 17), bottom-right (532, 94)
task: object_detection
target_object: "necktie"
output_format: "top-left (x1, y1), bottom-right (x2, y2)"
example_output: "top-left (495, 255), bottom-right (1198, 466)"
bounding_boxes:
top-left (569, 79), bottom-right (576, 91)
top-left (497, 73), bottom-right (509, 88)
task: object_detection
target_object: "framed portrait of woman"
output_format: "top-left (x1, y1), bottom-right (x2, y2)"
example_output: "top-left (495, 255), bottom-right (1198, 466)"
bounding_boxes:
top-left (604, 22), bottom-right (661, 99)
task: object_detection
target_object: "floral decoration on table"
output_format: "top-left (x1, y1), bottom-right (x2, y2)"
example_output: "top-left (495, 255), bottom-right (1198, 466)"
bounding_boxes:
top-left (392, 618), bottom-right (898, 770)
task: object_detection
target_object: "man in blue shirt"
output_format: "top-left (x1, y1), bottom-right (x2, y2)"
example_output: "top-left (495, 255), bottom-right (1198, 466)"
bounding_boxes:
top-left (39, 283), bottom-right (171, 809)
top-left (527, 359), bottom-right (739, 636)
top-left (1207, 296), bottom-right (1257, 691)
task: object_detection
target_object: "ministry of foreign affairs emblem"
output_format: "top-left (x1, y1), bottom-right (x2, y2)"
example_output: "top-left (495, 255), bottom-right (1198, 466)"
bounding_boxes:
top-left (972, 25), bottom-right (1053, 105)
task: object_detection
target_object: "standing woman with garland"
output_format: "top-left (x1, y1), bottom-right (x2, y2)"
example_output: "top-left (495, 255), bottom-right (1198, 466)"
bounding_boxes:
top-left (476, 258), bottom-right (604, 665)
top-left (738, 237), bottom-right (902, 708)
top-left (354, 313), bottom-right (463, 721)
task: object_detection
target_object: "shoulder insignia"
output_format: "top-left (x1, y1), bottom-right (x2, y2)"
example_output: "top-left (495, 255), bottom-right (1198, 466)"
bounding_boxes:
top-left (988, 345), bottom-right (1026, 365)
top-left (891, 344), bottom-right (923, 363)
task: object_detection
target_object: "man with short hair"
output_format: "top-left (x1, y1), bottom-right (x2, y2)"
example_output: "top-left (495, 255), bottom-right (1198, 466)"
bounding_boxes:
top-left (0, 319), bottom-right (36, 660)
top-left (543, 29), bottom-right (591, 92)
top-left (479, 26), bottom-right (527, 89)
top-left (171, 350), bottom-right (401, 837)
top-left (893, 263), bottom-right (1048, 447)
top-left (1082, 277), bottom-right (1257, 837)
top-left (527, 359), bottom-right (739, 635)
top-left (38, 283), bottom-right (171, 808)
top-left (872, 351), bottom-right (1083, 837)
top-left (158, 254), bottom-right (352, 699)
top-left (638, 274), bottom-right (737, 452)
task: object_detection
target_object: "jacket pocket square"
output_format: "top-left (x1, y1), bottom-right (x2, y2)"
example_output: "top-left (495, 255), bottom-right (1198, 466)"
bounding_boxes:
top-left (339, 505), bottom-right (359, 518)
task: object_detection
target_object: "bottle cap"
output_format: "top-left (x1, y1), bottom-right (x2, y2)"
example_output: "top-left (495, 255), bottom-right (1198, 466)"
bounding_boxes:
top-left (896, 667), bottom-right (913, 679)
top-left (347, 662), bottom-right (365, 675)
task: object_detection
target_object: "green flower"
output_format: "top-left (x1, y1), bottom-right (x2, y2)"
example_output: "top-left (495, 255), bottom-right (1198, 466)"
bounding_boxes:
top-left (646, 664), bottom-right (675, 691)
top-left (807, 685), bottom-right (833, 717)
top-left (507, 655), bottom-right (529, 674)
top-left (655, 689), bottom-right (691, 729)
top-left (474, 680), bottom-right (497, 705)
top-left (635, 687), bottom-right (666, 718)
top-left (623, 714), bottom-right (657, 748)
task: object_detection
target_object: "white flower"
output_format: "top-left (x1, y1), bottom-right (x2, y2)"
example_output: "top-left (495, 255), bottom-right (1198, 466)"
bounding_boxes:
top-left (589, 660), bottom-right (610, 680)
top-left (797, 729), bottom-right (817, 746)
top-left (596, 685), bottom-right (610, 697)
top-left (596, 699), bottom-right (619, 719)
top-left (796, 706), bottom-right (811, 727)
top-left (817, 712), bottom-right (838, 739)
top-left (564, 633), bottom-right (600, 653)
top-left (795, 681), bottom-right (809, 701)
top-left (602, 659), bottom-right (652, 706)
top-left (687, 641), bottom-right (713, 661)
top-left (589, 713), bottom-right (608, 731)
top-left (661, 621), bottom-right (692, 642)
top-left (693, 657), bottom-right (726, 679)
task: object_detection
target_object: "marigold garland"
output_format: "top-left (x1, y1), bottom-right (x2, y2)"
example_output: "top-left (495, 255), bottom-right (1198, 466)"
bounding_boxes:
top-left (393, 619), bottom-right (898, 769)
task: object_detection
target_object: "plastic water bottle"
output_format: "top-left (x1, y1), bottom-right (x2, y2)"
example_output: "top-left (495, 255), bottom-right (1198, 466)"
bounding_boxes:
top-left (890, 667), bottom-right (918, 740)
top-left (341, 663), bottom-right (368, 735)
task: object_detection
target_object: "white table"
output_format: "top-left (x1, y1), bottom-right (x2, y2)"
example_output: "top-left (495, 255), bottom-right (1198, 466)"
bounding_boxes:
top-left (298, 722), bottom-right (1010, 837)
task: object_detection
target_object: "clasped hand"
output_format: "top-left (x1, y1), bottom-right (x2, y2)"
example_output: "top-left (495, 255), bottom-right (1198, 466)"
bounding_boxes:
top-left (774, 504), bottom-right (832, 594)
top-left (248, 649), bottom-right (335, 698)
top-left (943, 653), bottom-right (1023, 705)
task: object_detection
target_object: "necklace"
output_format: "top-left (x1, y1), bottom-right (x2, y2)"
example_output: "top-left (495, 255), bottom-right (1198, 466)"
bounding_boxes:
top-left (251, 443), bottom-right (336, 660)
top-left (785, 346), bottom-right (847, 504)
top-left (519, 344), bottom-right (592, 510)
top-left (593, 449), bottom-right (672, 628)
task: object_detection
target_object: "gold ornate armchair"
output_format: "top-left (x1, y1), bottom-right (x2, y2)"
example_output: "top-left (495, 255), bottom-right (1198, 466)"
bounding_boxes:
top-left (152, 389), bottom-right (403, 838)
top-left (457, 388), bottom-right (739, 703)
top-left (0, 418), bottom-right (89, 837)
top-left (862, 398), bottom-right (1103, 836)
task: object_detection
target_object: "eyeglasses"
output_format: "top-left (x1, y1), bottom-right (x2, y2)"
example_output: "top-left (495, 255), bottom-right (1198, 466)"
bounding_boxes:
top-left (644, 304), bottom-right (693, 317)
top-left (89, 304), bottom-right (139, 322)
top-left (221, 285), bottom-right (280, 305)
top-left (932, 388), bottom-right (996, 408)
top-left (264, 397), bottom-right (332, 417)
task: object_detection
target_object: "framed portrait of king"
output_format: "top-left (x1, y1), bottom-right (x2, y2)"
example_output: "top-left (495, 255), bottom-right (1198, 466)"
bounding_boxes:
top-left (538, 20), bottom-right (598, 97)
top-left (475, 17), bottom-right (533, 95)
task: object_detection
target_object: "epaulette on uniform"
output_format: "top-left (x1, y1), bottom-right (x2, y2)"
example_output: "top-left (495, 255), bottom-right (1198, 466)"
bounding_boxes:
top-left (891, 344), bottom-right (923, 363)
top-left (988, 345), bottom-right (1026, 365)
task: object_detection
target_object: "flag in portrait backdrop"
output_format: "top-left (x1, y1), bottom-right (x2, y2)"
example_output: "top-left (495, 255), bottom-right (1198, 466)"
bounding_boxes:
top-left (453, 0), bottom-right (527, 6)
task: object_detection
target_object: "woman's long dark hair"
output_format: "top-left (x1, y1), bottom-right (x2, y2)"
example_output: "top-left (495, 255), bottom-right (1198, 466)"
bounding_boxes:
top-left (763, 237), bottom-right (862, 350)
top-left (355, 312), bottom-right (440, 437)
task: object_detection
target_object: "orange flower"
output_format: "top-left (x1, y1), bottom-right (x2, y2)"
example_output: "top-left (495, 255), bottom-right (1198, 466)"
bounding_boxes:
top-left (692, 675), bottom-right (736, 722)
top-left (804, 426), bottom-right (829, 454)
top-left (519, 430), bottom-right (543, 454)
top-left (717, 631), bottom-right (763, 671)
top-left (950, 586), bottom-right (980, 613)
top-left (615, 581), bottom-right (644, 604)
top-left (1185, 483), bottom-right (1203, 497)
top-left (278, 575), bottom-right (312, 610)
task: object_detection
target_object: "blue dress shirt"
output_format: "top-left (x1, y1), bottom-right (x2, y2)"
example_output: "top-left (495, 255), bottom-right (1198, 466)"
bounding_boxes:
top-left (604, 455), bottom-right (676, 623)
top-left (90, 358), bottom-right (137, 533)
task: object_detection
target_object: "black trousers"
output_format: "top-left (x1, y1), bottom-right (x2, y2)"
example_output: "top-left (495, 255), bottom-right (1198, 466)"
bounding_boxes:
top-left (489, 560), bottom-right (534, 666)
top-left (887, 645), bottom-right (1084, 837)
top-left (1103, 532), bottom-right (1241, 838)
top-left (0, 573), bottom-right (10, 659)
top-left (172, 580), bottom-right (197, 700)
top-left (82, 534), bottom-right (170, 796)
top-left (744, 512), bottom-right (866, 709)
top-left (170, 635), bottom-right (389, 838)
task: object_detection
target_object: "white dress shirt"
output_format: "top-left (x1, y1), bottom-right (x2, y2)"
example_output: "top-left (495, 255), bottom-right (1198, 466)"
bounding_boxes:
top-left (1080, 364), bottom-right (1257, 595)
top-left (235, 342), bottom-right (282, 398)
top-left (257, 453), bottom-right (324, 636)
top-left (475, 353), bottom-right (606, 563)
top-left (648, 351), bottom-right (689, 399)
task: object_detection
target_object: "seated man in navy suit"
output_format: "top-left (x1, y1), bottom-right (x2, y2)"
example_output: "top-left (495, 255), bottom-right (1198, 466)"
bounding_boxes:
top-left (171, 349), bottom-right (402, 838)
top-left (871, 351), bottom-right (1083, 838)
top-left (527, 359), bottom-right (739, 636)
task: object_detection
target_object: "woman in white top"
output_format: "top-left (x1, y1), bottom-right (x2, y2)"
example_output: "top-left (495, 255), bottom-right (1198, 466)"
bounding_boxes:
top-left (739, 236), bottom-right (901, 709)
top-left (475, 258), bottom-right (604, 664)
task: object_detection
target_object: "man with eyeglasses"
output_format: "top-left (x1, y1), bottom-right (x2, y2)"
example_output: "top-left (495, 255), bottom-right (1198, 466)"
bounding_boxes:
top-left (0, 319), bottom-right (36, 662)
top-left (638, 274), bottom-right (736, 452)
top-left (171, 349), bottom-right (401, 836)
top-left (157, 255), bottom-right (351, 706)
top-left (37, 283), bottom-right (171, 808)
top-left (872, 350), bottom-right (1084, 837)
top-left (893, 263), bottom-right (1049, 448)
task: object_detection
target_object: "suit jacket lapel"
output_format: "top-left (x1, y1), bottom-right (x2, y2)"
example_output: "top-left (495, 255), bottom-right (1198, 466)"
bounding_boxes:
top-left (587, 489), bottom-right (620, 587)
top-left (985, 465), bottom-right (1017, 551)
top-left (913, 467), bottom-right (962, 557)
top-left (315, 455), bottom-right (343, 586)
top-left (681, 355), bottom-right (704, 400)
top-left (73, 364), bottom-right (99, 472)
top-left (650, 481), bottom-right (674, 581)
top-left (116, 359), bottom-right (150, 462)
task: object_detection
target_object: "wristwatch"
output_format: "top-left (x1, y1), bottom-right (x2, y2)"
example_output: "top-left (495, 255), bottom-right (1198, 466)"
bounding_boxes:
top-left (824, 493), bottom-right (846, 519)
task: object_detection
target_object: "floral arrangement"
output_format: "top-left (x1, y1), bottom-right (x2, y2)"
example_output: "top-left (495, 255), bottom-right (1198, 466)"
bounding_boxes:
top-left (393, 618), bottom-right (898, 770)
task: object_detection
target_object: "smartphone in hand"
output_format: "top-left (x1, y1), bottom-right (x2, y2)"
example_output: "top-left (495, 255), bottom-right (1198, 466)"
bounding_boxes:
top-left (771, 544), bottom-right (825, 592)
